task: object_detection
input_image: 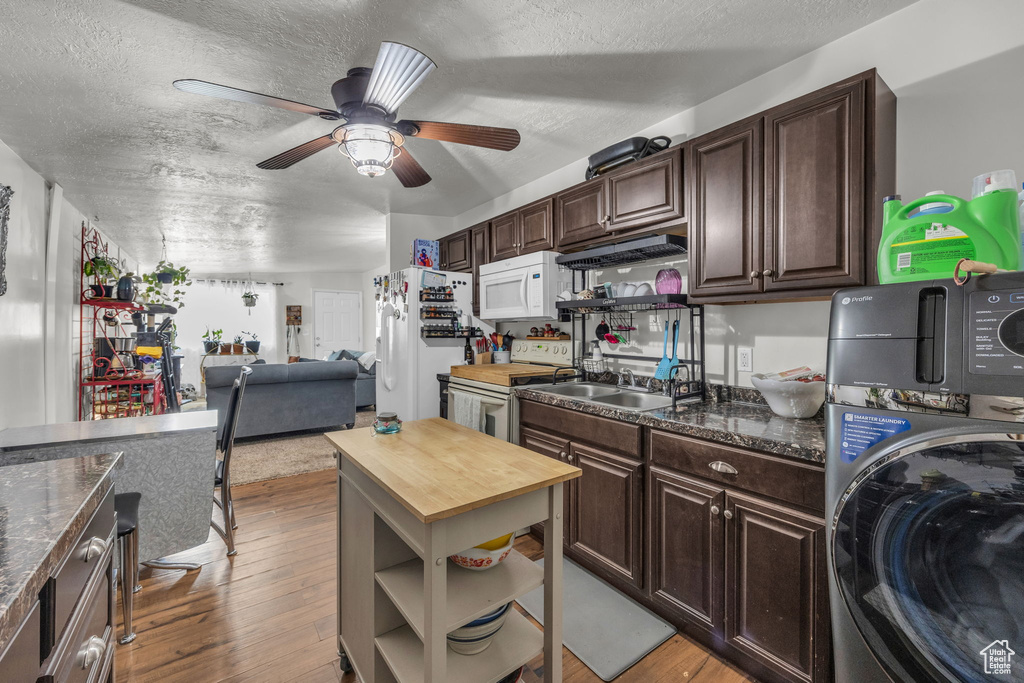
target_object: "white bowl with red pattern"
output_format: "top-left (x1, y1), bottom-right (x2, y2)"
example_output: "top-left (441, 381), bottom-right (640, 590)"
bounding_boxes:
top-left (449, 535), bottom-right (515, 571)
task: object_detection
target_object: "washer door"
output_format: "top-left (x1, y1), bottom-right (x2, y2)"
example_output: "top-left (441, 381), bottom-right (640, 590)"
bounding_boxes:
top-left (833, 434), bottom-right (1024, 682)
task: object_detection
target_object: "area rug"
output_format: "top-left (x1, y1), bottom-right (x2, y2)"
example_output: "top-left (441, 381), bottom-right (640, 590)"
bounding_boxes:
top-left (516, 558), bottom-right (676, 681)
top-left (229, 410), bottom-right (375, 485)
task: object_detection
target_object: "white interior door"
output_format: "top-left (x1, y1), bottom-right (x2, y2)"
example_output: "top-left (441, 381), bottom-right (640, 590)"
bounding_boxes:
top-left (313, 290), bottom-right (362, 358)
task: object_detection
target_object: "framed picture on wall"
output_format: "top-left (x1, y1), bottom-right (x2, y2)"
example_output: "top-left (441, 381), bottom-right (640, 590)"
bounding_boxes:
top-left (0, 183), bottom-right (12, 297)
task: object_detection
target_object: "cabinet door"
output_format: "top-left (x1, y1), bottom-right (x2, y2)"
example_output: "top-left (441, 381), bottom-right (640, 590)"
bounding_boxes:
top-left (648, 467), bottom-right (724, 634)
top-left (518, 197), bottom-right (555, 254)
top-left (520, 426), bottom-right (572, 540)
top-left (489, 210), bottom-right (520, 261)
top-left (443, 229), bottom-right (472, 272)
top-left (569, 443), bottom-right (643, 589)
top-left (764, 80), bottom-right (865, 291)
top-left (470, 223), bottom-right (489, 316)
top-left (689, 118), bottom-right (763, 297)
top-left (605, 150), bottom-right (684, 233)
top-left (556, 181), bottom-right (607, 248)
top-left (724, 492), bottom-right (829, 683)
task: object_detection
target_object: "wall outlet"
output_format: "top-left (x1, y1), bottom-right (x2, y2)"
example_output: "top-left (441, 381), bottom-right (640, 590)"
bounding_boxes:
top-left (737, 347), bottom-right (753, 372)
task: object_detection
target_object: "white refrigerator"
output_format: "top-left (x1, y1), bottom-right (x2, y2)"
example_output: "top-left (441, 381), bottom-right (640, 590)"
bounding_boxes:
top-left (375, 268), bottom-right (485, 421)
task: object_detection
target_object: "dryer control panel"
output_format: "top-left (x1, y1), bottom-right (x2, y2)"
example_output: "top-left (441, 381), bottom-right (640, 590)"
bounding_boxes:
top-left (968, 289), bottom-right (1024, 375)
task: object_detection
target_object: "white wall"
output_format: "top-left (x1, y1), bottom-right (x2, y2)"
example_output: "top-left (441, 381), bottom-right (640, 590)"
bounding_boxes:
top-left (385, 213), bottom-right (455, 272)
top-left (468, 0), bottom-right (1024, 386)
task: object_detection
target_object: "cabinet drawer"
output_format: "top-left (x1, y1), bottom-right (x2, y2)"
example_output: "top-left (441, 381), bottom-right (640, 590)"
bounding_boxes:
top-left (52, 488), bottom-right (114, 641)
top-left (519, 400), bottom-right (642, 458)
top-left (648, 430), bottom-right (824, 513)
top-left (0, 600), bottom-right (40, 681)
top-left (42, 545), bottom-right (113, 683)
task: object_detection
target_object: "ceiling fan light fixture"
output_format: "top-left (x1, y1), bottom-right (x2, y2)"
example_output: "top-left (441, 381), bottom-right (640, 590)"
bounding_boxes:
top-left (362, 42), bottom-right (436, 114)
top-left (337, 124), bottom-right (404, 178)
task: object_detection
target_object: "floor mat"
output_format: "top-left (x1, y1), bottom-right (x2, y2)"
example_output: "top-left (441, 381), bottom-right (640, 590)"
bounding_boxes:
top-left (516, 557), bottom-right (676, 681)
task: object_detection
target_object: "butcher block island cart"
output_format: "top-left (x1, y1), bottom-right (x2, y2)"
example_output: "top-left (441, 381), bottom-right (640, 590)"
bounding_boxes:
top-left (326, 418), bottom-right (581, 683)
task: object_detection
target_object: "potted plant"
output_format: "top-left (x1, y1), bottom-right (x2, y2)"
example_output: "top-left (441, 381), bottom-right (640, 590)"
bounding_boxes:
top-left (232, 334), bottom-right (244, 355)
top-left (202, 327), bottom-right (221, 354)
top-left (83, 255), bottom-right (120, 298)
top-left (242, 331), bottom-right (260, 354)
top-left (142, 260), bottom-right (192, 309)
top-left (241, 290), bottom-right (259, 307)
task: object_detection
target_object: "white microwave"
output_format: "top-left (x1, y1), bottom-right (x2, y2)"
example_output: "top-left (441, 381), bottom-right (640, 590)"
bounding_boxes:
top-left (478, 251), bottom-right (571, 321)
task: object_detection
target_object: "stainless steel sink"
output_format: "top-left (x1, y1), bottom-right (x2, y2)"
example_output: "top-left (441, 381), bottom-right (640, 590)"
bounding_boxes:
top-left (534, 383), bottom-right (622, 398)
top-left (590, 392), bottom-right (675, 411)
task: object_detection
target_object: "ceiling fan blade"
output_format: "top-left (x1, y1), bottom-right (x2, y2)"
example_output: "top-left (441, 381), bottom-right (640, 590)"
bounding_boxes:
top-left (401, 120), bottom-right (521, 151)
top-left (362, 42), bottom-right (436, 115)
top-left (257, 135), bottom-right (336, 170)
top-left (390, 147), bottom-right (431, 188)
top-left (173, 79), bottom-right (339, 119)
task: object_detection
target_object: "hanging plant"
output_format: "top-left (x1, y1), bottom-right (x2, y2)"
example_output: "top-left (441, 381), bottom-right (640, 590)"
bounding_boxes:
top-left (242, 290), bottom-right (259, 308)
top-left (142, 260), bottom-right (192, 309)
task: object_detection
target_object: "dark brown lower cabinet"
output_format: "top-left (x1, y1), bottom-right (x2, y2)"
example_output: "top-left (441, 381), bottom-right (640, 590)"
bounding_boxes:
top-left (724, 492), bottom-right (829, 683)
top-left (569, 443), bottom-right (643, 589)
top-left (647, 467), bottom-right (723, 632)
top-left (520, 426), bottom-right (572, 538)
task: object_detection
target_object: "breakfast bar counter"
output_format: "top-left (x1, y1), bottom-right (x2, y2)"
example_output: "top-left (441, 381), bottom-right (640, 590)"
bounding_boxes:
top-left (326, 418), bottom-right (581, 683)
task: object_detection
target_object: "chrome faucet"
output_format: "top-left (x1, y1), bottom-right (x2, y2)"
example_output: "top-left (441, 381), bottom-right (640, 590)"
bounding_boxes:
top-left (618, 369), bottom-right (635, 388)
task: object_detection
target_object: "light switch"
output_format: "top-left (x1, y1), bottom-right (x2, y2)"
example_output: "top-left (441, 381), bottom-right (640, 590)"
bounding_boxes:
top-left (737, 347), bottom-right (753, 372)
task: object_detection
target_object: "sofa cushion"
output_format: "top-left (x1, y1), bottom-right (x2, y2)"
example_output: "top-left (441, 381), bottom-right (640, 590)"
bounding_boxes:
top-left (286, 359), bottom-right (358, 381)
top-left (206, 363), bottom-right (287, 388)
top-left (327, 349), bottom-right (344, 361)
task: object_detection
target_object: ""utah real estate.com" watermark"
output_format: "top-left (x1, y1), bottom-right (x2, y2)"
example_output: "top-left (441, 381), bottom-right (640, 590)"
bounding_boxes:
top-left (980, 640), bottom-right (1016, 676)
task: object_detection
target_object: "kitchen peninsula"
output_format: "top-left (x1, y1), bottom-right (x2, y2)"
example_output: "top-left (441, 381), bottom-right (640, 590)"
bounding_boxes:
top-left (327, 418), bottom-right (581, 683)
top-left (0, 411), bottom-right (217, 564)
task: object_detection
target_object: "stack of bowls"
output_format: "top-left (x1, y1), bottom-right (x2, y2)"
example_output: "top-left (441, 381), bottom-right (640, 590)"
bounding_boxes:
top-left (446, 603), bottom-right (512, 654)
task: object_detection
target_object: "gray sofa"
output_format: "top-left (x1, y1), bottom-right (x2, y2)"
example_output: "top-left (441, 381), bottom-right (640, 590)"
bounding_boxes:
top-left (206, 361), bottom-right (358, 439)
top-left (299, 354), bottom-right (376, 408)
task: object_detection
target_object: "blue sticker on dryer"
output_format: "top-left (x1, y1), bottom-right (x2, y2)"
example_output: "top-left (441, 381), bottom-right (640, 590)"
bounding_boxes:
top-left (840, 413), bottom-right (911, 463)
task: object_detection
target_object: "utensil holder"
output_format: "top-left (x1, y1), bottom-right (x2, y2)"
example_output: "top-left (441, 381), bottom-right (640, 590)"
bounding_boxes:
top-left (493, 351), bottom-right (511, 364)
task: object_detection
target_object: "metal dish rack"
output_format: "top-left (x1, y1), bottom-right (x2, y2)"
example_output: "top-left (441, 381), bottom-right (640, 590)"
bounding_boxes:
top-left (555, 235), bottom-right (705, 402)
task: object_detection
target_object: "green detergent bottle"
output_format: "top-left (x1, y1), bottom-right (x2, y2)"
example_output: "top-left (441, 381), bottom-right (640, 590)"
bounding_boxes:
top-left (878, 189), bottom-right (1021, 284)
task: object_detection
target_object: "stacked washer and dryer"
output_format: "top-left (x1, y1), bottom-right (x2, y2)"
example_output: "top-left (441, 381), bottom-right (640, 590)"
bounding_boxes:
top-left (826, 273), bottom-right (1024, 682)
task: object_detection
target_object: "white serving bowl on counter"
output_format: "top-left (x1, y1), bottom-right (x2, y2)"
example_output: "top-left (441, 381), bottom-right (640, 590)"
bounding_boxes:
top-left (751, 374), bottom-right (826, 419)
top-left (446, 602), bottom-right (512, 654)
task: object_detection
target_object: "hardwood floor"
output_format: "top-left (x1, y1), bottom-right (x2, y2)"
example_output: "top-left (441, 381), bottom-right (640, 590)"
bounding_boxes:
top-left (115, 468), bottom-right (755, 683)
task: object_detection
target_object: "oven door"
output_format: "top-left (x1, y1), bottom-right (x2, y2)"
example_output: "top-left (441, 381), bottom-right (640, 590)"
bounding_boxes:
top-left (447, 383), bottom-right (513, 441)
top-left (479, 267), bottom-right (531, 320)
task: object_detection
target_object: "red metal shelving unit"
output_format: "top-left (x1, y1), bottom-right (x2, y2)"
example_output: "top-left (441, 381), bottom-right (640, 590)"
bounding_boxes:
top-left (78, 223), bottom-right (166, 420)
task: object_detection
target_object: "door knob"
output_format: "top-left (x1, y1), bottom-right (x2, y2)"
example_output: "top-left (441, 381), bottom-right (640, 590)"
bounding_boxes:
top-left (763, 268), bottom-right (774, 277)
top-left (710, 505), bottom-right (720, 516)
top-left (723, 509), bottom-right (734, 520)
top-left (750, 271), bottom-right (761, 278)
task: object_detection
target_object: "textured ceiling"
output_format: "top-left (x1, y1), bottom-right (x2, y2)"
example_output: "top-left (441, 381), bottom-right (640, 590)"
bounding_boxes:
top-left (0, 0), bottom-right (915, 272)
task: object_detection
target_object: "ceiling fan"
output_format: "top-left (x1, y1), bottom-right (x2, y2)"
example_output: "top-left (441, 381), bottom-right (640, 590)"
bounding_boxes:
top-left (173, 42), bottom-right (520, 188)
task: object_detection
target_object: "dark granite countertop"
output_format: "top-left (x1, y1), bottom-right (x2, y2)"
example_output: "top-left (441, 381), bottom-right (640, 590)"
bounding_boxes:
top-left (0, 411), bottom-right (216, 451)
top-left (0, 452), bottom-right (122, 652)
top-left (515, 389), bottom-right (825, 463)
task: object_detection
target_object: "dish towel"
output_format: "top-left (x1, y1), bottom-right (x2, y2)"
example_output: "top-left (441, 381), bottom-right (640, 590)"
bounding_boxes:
top-left (452, 392), bottom-right (485, 432)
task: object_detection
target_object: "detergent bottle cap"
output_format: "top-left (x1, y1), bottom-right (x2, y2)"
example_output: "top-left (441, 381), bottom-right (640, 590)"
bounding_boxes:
top-left (972, 170), bottom-right (1018, 198)
top-left (882, 194), bottom-right (901, 204)
top-left (917, 191), bottom-right (954, 215)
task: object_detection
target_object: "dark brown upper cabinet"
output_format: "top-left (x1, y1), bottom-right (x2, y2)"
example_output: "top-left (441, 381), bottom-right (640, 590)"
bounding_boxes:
top-left (724, 492), bottom-right (830, 683)
top-left (605, 149), bottom-right (684, 233)
top-left (470, 222), bottom-right (488, 315)
top-left (688, 69), bottom-right (895, 303)
top-left (440, 228), bottom-right (472, 272)
top-left (556, 148), bottom-right (684, 249)
top-left (488, 197), bottom-right (555, 260)
top-left (556, 181), bottom-right (606, 248)
top-left (489, 211), bottom-right (520, 261)
top-left (763, 79), bottom-right (865, 292)
top-left (689, 117), bottom-right (764, 298)
top-left (569, 442), bottom-right (643, 590)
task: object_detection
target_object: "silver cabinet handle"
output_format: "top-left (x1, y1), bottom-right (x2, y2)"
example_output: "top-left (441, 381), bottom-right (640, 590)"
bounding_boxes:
top-left (709, 461), bottom-right (738, 475)
top-left (723, 509), bottom-right (734, 520)
top-left (78, 635), bottom-right (105, 670)
top-left (710, 505), bottom-right (720, 516)
top-left (84, 537), bottom-right (108, 562)
top-left (750, 270), bottom-right (761, 278)
top-left (559, 451), bottom-right (567, 460)
top-left (763, 268), bottom-right (774, 277)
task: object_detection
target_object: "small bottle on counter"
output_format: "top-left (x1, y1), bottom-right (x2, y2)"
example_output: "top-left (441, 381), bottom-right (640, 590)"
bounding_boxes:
top-left (464, 336), bottom-right (474, 364)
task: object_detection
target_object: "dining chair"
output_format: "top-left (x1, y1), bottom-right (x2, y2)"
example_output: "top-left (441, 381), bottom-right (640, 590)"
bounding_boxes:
top-left (212, 365), bottom-right (251, 556)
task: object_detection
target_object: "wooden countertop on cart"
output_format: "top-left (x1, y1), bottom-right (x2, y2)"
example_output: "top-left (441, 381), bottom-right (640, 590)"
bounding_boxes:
top-left (325, 418), bottom-right (581, 524)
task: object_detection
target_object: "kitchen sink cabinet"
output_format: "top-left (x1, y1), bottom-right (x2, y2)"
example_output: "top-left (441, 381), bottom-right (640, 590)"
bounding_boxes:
top-left (568, 442), bottom-right (643, 590)
top-left (647, 467), bottom-right (723, 633)
top-left (439, 228), bottom-right (472, 272)
top-left (724, 492), bottom-right (829, 683)
top-left (520, 426), bottom-right (573, 539)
